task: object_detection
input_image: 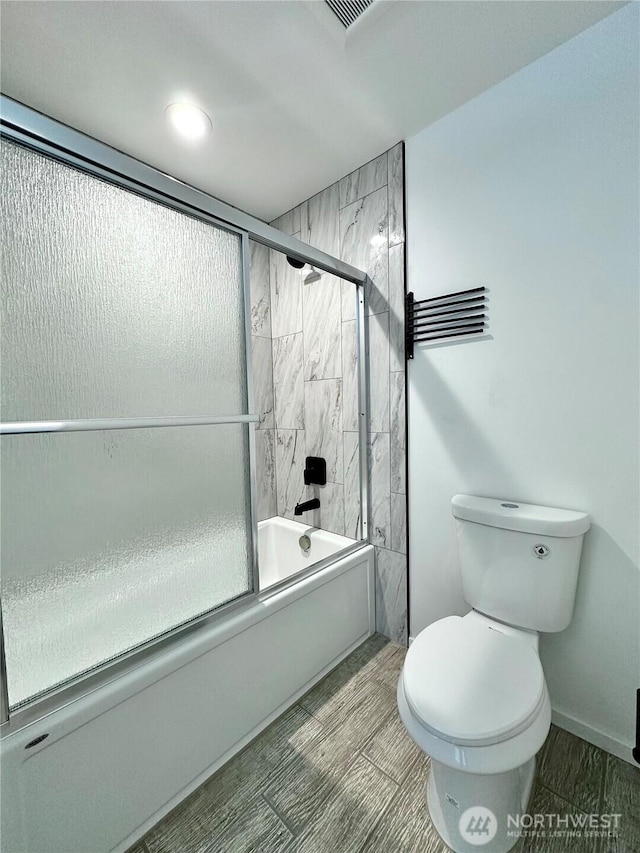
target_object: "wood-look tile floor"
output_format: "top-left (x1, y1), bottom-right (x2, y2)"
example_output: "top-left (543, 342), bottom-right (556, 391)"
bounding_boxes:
top-left (130, 635), bottom-right (640, 853)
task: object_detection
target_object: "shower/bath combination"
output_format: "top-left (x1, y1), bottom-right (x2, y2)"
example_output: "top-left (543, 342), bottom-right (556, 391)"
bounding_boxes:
top-left (0, 93), bottom-right (374, 853)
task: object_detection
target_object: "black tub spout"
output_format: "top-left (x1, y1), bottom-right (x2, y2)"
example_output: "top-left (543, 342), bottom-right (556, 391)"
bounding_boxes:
top-left (294, 498), bottom-right (320, 516)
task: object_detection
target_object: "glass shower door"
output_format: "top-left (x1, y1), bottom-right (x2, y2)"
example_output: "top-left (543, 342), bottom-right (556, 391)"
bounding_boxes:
top-left (0, 140), bottom-right (256, 709)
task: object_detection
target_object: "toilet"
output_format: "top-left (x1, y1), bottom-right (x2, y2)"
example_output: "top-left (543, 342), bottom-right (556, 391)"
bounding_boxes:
top-left (397, 494), bottom-right (590, 853)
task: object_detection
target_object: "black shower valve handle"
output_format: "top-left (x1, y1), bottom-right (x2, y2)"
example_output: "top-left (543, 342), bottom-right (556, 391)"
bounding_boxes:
top-left (303, 456), bottom-right (327, 486)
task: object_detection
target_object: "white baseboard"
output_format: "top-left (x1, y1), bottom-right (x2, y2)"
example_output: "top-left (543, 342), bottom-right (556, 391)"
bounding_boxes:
top-left (551, 709), bottom-right (636, 766)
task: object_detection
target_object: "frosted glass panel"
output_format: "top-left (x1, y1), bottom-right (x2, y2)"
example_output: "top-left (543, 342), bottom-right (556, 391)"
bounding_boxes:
top-left (0, 140), bottom-right (246, 420)
top-left (1, 425), bottom-right (252, 708)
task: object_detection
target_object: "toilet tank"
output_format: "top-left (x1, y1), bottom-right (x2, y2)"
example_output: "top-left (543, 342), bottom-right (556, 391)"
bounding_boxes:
top-left (451, 495), bottom-right (591, 632)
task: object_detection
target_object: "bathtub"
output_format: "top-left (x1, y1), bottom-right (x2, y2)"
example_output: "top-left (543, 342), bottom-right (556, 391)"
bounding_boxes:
top-left (0, 520), bottom-right (374, 853)
top-left (259, 516), bottom-right (359, 589)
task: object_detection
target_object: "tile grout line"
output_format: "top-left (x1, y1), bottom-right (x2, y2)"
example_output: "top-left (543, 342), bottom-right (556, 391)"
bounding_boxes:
top-left (536, 780), bottom-right (591, 815)
top-left (271, 330), bottom-right (305, 341)
top-left (293, 744), bottom-right (368, 841)
top-left (354, 754), bottom-right (423, 853)
top-left (338, 177), bottom-right (389, 212)
top-left (358, 747), bottom-right (403, 788)
top-left (300, 687), bottom-right (397, 744)
top-left (537, 734), bottom-right (610, 815)
top-left (261, 789), bottom-right (299, 839)
top-left (377, 543), bottom-right (407, 558)
top-left (599, 751), bottom-right (609, 816)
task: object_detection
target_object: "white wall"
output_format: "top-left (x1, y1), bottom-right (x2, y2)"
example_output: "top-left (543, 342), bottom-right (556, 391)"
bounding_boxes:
top-left (406, 5), bottom-right (639, 760)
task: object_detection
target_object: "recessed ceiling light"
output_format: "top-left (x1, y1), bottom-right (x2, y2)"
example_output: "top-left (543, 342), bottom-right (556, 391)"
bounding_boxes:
top-left (165, 102), bottom-right (212, 142)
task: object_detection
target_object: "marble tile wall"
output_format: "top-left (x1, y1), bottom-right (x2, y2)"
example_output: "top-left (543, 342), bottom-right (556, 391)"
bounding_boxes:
top-left (250, 144), bottom-right (407, 644)
top-left (250, 240), bottom-right (277, 522)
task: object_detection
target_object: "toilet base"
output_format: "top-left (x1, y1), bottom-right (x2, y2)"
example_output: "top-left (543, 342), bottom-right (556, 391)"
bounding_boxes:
top-left (426, 756), bottom-right (535, 853)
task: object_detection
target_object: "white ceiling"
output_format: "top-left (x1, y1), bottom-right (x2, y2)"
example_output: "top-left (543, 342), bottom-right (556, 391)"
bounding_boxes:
top-left (0, 0), bottom-right (626, 221)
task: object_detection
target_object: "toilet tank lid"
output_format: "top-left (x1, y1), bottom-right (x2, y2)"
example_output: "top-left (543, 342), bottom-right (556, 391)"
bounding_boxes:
top-left (451, 495), bottom-right (591, 537)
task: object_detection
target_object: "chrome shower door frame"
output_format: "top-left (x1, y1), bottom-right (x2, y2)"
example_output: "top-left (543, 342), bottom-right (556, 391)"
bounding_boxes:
top-left (0, 95), bottom-right (370, 732)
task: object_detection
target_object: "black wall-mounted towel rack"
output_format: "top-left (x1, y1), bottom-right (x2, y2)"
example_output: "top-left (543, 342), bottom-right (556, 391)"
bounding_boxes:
top-left (406, 287), bottom-right (487, 359)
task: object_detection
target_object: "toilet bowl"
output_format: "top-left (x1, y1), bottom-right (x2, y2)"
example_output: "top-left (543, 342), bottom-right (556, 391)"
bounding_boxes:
top-left (397, 611), bottom-right (550, 853)
top-left (397, 495), bottom-right (590, 853)
top-left (398, 612), bottom-right (551, 774)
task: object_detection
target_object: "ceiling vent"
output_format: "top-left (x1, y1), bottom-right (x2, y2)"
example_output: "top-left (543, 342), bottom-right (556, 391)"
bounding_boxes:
top-left (325, 0), bottom-right (374, 29)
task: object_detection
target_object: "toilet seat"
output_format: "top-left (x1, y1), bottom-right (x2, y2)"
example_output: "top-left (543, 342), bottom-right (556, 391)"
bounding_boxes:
top-left (402, 615), bottom-right (546, 747)
top-left (397, 674), bottom-right (551, 775)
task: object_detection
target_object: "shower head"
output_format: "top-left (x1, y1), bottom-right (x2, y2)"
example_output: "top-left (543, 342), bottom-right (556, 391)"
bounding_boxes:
top-left (286, 255), bottom-right (322, 284)
top-left (304, 267), bottom-right (322, 284)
